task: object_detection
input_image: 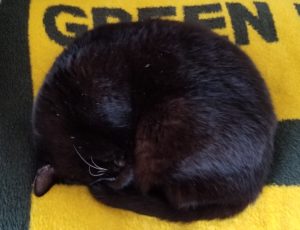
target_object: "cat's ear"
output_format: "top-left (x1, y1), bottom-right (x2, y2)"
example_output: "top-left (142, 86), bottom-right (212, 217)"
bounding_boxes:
top-left (33, 164), bottom-right (56, 196)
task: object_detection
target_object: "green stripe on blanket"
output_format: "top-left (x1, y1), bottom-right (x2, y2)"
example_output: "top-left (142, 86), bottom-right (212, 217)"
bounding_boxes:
top-left (0, 0), bottom-right (34, 229)
top-left (268, 120), bottom-right (300, 185)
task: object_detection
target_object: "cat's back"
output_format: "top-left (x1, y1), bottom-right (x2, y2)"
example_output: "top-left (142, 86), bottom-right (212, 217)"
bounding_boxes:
top-left (54, 19), bottom-right (275, 131)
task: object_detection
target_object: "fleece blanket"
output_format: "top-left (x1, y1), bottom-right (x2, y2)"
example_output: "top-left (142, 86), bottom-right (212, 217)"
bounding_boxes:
top-left (0, 0), bottom-right (300, 229)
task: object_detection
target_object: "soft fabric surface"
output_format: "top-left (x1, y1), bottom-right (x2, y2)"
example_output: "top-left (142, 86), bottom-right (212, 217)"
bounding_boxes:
top-left (0, 0), bottom-right (299, 229)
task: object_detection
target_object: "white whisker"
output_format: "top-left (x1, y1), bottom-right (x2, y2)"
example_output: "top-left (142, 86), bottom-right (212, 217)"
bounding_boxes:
top-left (73, 145), bottom-right (104, 170)
top-left (90, 156), bottom-right (107, 171)
top-left (88, 167), bottom-right (105, 177)
top-left (89, 177), bottom-right (116, 186)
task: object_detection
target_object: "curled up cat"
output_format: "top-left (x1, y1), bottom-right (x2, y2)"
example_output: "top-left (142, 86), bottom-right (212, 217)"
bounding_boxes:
top-left (32, 20), bottom-right (277, 222)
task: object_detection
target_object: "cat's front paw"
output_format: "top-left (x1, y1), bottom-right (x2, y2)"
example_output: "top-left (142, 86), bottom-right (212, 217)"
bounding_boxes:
top-left (105, 166), bottom-right (133, 190)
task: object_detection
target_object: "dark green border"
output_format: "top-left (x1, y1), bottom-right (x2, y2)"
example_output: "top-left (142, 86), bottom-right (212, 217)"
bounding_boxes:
top-left (0, 0), bottom-right (34, 229)
top-left (268, 120), bottom-right (300, 185)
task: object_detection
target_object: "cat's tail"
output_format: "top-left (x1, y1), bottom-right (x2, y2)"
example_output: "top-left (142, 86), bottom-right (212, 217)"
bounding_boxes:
top-left (89, 185), bottom-right (248, 222)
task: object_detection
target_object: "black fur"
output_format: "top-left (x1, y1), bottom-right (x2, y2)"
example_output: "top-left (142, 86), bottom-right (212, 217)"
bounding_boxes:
top-left (32, 20), bottom-right (277, 222)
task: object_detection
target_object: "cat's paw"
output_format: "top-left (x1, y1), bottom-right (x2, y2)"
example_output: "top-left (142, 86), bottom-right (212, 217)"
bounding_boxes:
top-left (89, 184), bottom-right (111, 200)
top-left (105, 166), bottom-right (133, 190)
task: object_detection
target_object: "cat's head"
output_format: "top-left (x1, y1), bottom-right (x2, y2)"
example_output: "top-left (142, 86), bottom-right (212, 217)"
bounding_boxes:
top-left (32, 117), bottom-right (131, 196)
top-left (32, 65), bottom-right (133, 197)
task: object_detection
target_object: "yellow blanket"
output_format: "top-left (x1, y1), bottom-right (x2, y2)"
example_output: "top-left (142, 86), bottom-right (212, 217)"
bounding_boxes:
top-left (29, 0), bottom-right (300, 229)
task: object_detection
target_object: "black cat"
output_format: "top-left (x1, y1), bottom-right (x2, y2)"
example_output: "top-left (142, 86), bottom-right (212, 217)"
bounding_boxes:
top-left (32, 20), bottom-right (277, 222)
